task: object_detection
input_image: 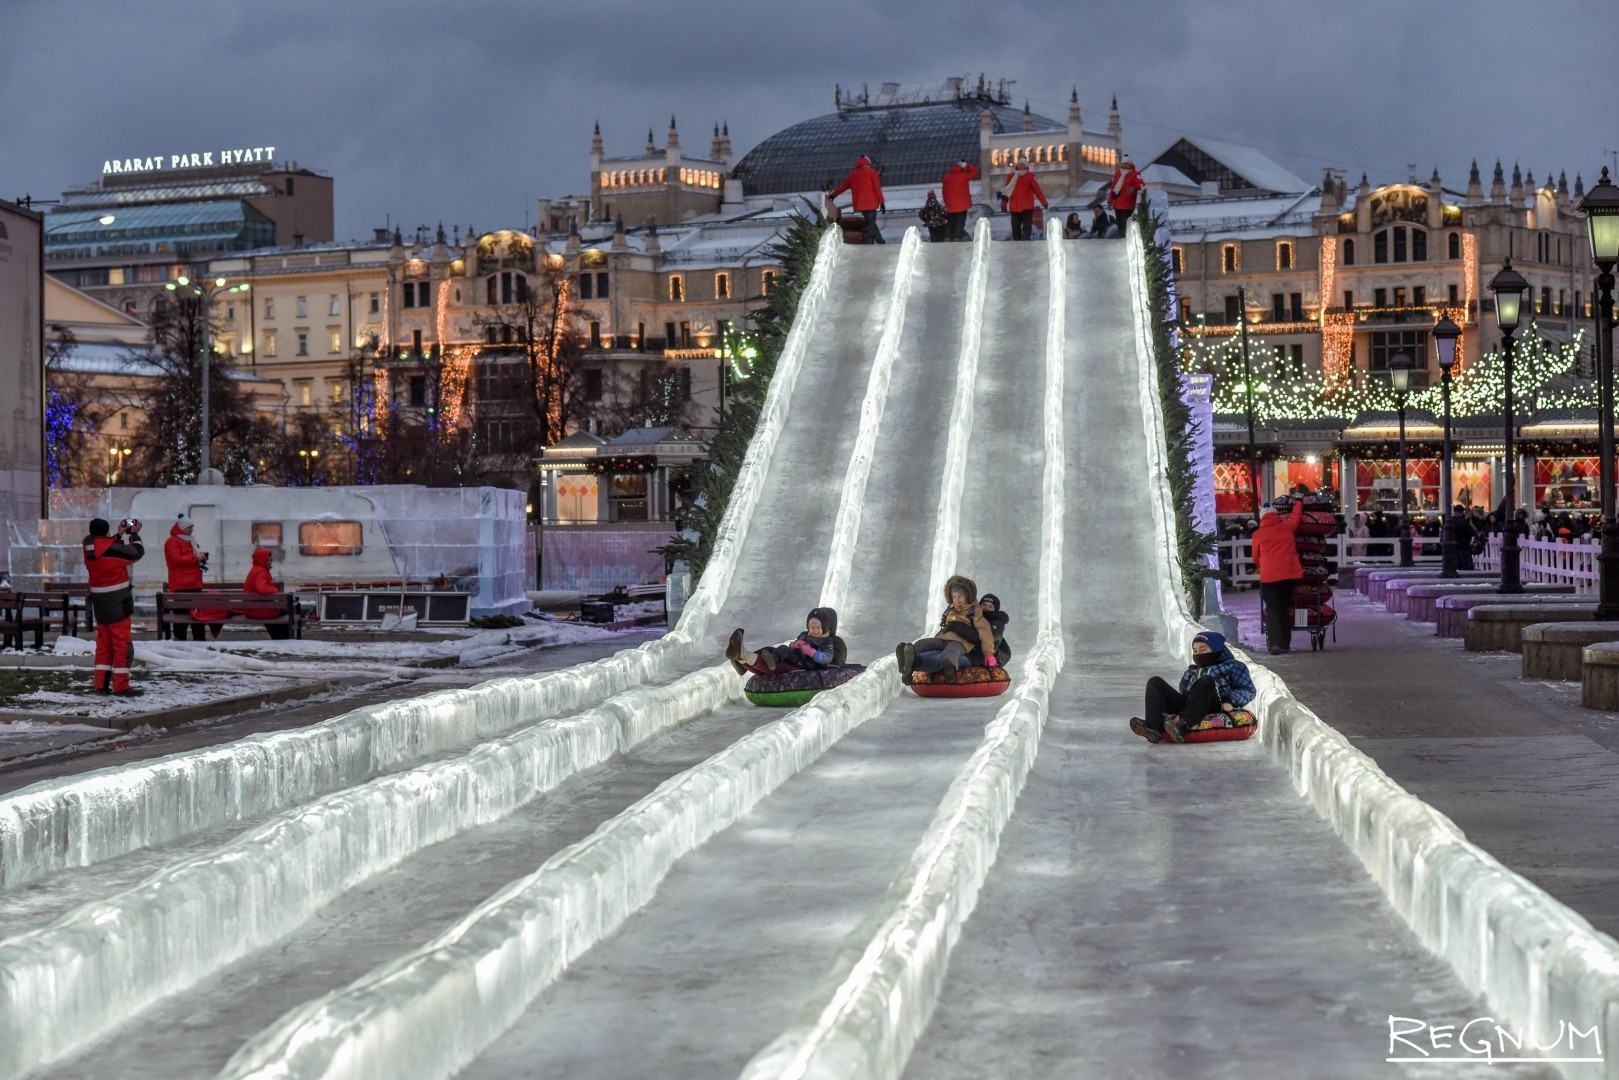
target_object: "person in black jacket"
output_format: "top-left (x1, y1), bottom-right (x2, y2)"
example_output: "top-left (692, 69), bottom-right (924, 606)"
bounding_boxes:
top-left (727, 607), bottom-right (848, 676)
top-left (976, 592), bottom-right (1012, 666)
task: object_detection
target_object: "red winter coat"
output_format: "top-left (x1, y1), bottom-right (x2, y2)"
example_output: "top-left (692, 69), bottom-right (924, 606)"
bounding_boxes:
top-left (941, 162), bottom-right (979, 213)
top-left (1107, 165), bottom-right (1146, 214)
top-left (1004, 171), bottom-right (1048, 213)
top-left (165, 524), bottom-right (205, 591)
top-left (242, 547), bottom-right (285, 619)
top-left (830, 157), bottom-right (885, 213)
top-left (1252, 501), bottom-right (1305, 583)
top-left (83, 531), bottom-right (143, 624)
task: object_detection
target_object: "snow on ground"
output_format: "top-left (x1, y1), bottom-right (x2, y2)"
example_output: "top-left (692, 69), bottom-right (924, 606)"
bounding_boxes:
top-left (14, 671), bottom-right (303, 721)
top-left (0, 718), bottom-right (113, 759)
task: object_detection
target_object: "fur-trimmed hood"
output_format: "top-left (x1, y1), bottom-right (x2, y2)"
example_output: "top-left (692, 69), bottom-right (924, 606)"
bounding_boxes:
top-left (806, 607), bottom-right (838, 637)
top-left (943, 574), bottom-right (978, 607)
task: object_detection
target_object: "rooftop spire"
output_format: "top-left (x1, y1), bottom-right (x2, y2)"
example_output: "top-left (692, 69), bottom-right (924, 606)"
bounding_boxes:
top-left (1469, 159), bottom-right (1480, 183)
top-left (1070, 86), bottom-right (1078, 103)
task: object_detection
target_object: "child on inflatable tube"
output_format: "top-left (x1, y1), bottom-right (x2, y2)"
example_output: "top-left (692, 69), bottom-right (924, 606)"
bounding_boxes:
top-left (896, 575), bottom-right (1000, 680)
top-left (727, 607), bottom-right (847, 676)
top-left (1130, 631), bottom-right (1256, 744)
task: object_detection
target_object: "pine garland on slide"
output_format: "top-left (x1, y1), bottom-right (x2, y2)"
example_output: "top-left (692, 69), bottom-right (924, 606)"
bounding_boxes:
top-left (657, 212), bottom-right (827, 580)
top-left (1136, 211), bottom-right (1218, 614)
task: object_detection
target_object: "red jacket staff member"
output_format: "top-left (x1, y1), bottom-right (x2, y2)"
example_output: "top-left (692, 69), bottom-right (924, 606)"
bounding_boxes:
top-left (940, 160), bottom-right (979, 242)
top-left (829, 155), bottom-right (886, 244)
top-left (1002, 162), bottom-right (1048, 242)
top-left (1252, 500), bottom-right (1305, 654)
top-left (1106, 157), bottom-right (1146, 233)
top-left (82, 517), bottom-right (144, 695)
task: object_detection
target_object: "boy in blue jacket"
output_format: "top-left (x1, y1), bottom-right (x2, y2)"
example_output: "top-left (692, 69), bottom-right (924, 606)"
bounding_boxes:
top-left (1129, 631), bottom-right (1256, 744)
top-left (726, 607), bottom-right (848, 676)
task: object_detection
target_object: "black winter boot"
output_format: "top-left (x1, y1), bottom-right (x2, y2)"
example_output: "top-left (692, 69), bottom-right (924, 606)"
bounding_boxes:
top-left (896, 642), bottom-right (916, 679)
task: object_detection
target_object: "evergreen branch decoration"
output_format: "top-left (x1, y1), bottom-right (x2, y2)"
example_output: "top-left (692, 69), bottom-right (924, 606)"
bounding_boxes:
top-left (656, 212), bottom-right (827, 580)
top-left (1137, 212), bottom-right (1218, 615)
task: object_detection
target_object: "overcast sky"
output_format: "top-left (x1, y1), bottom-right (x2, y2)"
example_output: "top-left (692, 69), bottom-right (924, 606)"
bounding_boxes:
top-left (4, 0), bottom-right (1614, 238)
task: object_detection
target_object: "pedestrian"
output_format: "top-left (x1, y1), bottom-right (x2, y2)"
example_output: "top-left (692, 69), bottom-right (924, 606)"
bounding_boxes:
top-left (82, 517), bottom-right (144, 695)
top-left (1106, 156), bottom-right (1146, 236)
top-left (940, 158), bottom-right (979, 241)
top-left (829, 155), bottom-right (886, 244)
top-left (242, 547), bottom-right (293, 639)
top-left (1252, 498), bottom-right (1305, 655)
top-left (1129, 630), bottom-right (1257, 744)
top-left (919, 190), bottom-right (949, 242)
top-left (1088, 204), bottom-right (1110, 238)
top-left (1448, 504), bottom-right (1478, 570)
top-left (1003, 161), bottom-right (1048, 242)
top-left (163, 513), bottom-right (224, 641)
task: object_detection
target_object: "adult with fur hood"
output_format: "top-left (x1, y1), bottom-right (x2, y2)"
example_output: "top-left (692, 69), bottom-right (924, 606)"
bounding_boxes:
top-left (727, 607), bottom-right (848, 676)
top-left (896, 574), bottom-right (999, 678)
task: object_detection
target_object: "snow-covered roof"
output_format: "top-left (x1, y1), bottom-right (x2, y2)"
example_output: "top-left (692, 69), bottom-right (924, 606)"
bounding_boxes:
top-left (50, 341), bottom-right (165, 377)
top-left (1166, 191), bottom-right (1319, 239)
top-left (1141, 163), bottom-right (1196, 190)
top-left (1178, 135), bottom-right (1309, 194)
top-left (607, 425), bottom-right (701, 448)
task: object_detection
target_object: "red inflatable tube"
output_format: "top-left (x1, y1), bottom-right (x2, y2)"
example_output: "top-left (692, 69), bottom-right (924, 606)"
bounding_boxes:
top-left (909, 680), bottom-right (1012, 699)
top-left (1163, 709), bottom-right (1258, 744)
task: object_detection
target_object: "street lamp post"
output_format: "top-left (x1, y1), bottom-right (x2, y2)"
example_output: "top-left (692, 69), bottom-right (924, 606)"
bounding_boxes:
top-left (1390, 352), bottom-right (1414, 566)
top-left (1579, 167), bottom-right (1619, 618)
top-left (164, 275), bottom-right (250, 479)
top-left (1237, 286), bottom-right (1262, 521)
top-left (1489, 259), bottom-right (1530, 593)
top-left (1433, 315), bottom-right (1462, 577)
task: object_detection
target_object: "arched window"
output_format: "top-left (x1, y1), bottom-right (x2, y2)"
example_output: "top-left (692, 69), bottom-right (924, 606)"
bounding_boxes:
top-left (1412, 229), bottom-right (1427, 262)
top-left (1373, 231), bottom-right (1388, 264)
top-left (1277, 241), bottom-right (1293, 270)
top-left (1222, 244), bottom-right (1239, 273)
top-left (669, 275), bottom-right (683, 302)
top-left (1448, 232), bottom-right (1460, 259)
top-left (1343, 238), bottom-right (1355, 266)
top-left (716, 272), bottom-right (730, 299)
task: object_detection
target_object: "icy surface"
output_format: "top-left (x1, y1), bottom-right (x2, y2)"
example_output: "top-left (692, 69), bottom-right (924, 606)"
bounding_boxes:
top-left (0, 664), bottom-right (740, 1076)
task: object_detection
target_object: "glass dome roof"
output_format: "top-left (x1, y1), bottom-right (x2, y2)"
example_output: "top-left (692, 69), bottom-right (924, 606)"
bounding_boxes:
top-left (732, 101), bottom-right (1063, 196)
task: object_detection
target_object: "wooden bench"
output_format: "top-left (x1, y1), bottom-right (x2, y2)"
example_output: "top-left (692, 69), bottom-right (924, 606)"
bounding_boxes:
top-left (0, 592), bottom-right (47, 650)
top-left (156, 591), bottom-right (305, 639)
top-left (43, 582), bottom-right (93, 633)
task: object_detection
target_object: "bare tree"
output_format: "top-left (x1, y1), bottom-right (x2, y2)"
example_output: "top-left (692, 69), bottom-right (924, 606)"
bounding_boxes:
top-left (471, 262), bottom-right (585, 448)
top-left (43, 327), bottom-right (108, 488)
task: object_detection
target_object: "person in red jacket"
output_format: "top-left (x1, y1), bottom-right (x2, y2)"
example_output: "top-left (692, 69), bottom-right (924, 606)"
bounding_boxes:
top-left (1106, 157), bottom-right (1146, 236)
top-left (940, 159), bottom-right (979, 241)
top-left (82, 517), bottom-right (143, 695)
top-left (1003, 162), bottom-right (1048, 241)
top-left (1252, 499), bottom-right (1305, 654)
top-left (163, 514), bottom-right (224, 641)
top-left (829, 155), bottom-right (886, 244)
top-left (242, 546), bottom-right (292, 638)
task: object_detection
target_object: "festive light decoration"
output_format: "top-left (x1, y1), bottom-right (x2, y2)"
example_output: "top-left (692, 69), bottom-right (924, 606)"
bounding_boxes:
top-left (1183, 321), bottom-right (1588, 422)
top-left (585, 454), bottom-right (656, 475)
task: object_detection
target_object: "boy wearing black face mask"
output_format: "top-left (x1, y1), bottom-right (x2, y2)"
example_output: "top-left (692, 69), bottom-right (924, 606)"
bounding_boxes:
top-left (1129, 631), bottom-right (1257, 744)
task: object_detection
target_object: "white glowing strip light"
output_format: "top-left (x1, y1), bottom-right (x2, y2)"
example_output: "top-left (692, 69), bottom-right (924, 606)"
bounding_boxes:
top-left (0, 665), bottom-right (742, 1077)
top-left (739, 229), bottom-right (1071, 1080)
top-left (819, 228), bottom-right (921, 611)
top-left (679, 227), bottom-right (843, 636)
top-left (1126, 226), bottom-right (1619, 1069)
top-left (922, 217), bottom-right (991, 620)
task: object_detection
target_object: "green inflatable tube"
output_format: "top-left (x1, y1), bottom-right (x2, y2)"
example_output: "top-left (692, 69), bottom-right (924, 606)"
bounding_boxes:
top-left (744, 688), bottom-right (826, 708)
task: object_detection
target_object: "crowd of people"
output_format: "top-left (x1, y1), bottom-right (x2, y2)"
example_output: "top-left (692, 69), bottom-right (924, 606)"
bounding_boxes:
top-left (828, 152), bottom-right (1147, 244)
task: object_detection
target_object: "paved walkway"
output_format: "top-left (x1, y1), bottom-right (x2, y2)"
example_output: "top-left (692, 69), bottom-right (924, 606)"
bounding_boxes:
top-left (1222, 586), bottom-right (1619, 940)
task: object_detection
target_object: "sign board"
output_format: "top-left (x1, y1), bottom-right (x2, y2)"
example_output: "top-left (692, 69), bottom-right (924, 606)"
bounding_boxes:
top-left (102, 146), bottom-right (278, 175)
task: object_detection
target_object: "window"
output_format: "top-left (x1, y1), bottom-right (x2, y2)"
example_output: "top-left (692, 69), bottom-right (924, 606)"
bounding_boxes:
top-left (762, 270), bottom-right (777, 295)
top-left (297, 332), bottom-right (308, 356)
top-left (1178, 297), bottom-right (1191, 323)
top-left (1374, 231), bottom-right (1388, 264)
top-left (476, 417), bottom-right (525, 454)
top-left (329, 330), bottom-right (341, 354)
top-left (636, 321), bottom-right (646, 349)
top-left (589, 321), bottom-right (602, 349)
top-left (1277, 241), bottom-right (1293, 270)
top-left (596, 272), bottom-right (609, 299)
top-left (1393, 227), bottom-right (1407, 263)
top-left (1343, 290), bottom-right (1354, 309)
top-left (328, 294), bottom-right (340, 316)
top-left (1171, 246), bottom-right (1184, 274)
top-left (577, 273), bottom-right (593, 300)
top-left (226, 302), bottom-right (236, 321)
top-left (419, 281), bottom-right (432, 308)
top-left (1290, 292), bottom-right (1303, 321)
top-left (679, 321), bottom-right (692, 347)
top-left (582, 368), bottom-right (604, 402)
top-left (329, 381), bottom-right (343, 404)
top-left (297, 296), bottom-right (307, 317)
top-left (265, 297), bottom-right (275, 318)
top-left (1540, 287), bottom-right (1552, 314)
top-left (403, 284), bottom-right (415, 309)
top-left (120, 412), bottom-right (129, 430)
top-left (297, 381), bottom-right (312, 406)
top-left (485, 276), bottom-right (497, 305)
top-left (1343, 238), bottom-right (1355, 266)
top-left (1224, 295), bottom-right (1241, 323)
top-left (1222, 245), bottom-right (1239, 273)
top-left (669, 275), bottom-right (684, 302)
top-left (251, 522), bottom-right (282, 547)
top-left (285, 177), bottom-right (295, 196)
top-left (369, 292), bottom-right (380, 314)
top-left (1374, 288), bottom-right (1388, 307)
top-left (716, 272), bottom-right (730, 299)
top-left (676, 365), bottom-right (692, 401)
top-left (665, 322), bottom-right (677, 345)
top-left (1288, 344), bottom-right (1305, 377)
top-left (1448, 284), bottom-right (1459, 305)
top-left (1448, 232), bottom-right (1461, 260)
top-left (1412, 230), bottom-right (1427, 262)
top-left (1559, 289), bottom-right (1567, 316)
top-left (1370, 330), bottom-right (1430, 380)
top-left (408, 375), bottom-right (428, 407)
top-left (265, 330), bottom-right (277, 357)
top-left (1413, 286), bottom-right (1426, 307)
top-left (1272, 293), bottom-right (1286, 322)
top-left (1393, 287), bottom-right (1407, 308)
top-left (298, 520), bottom-right (363, 557)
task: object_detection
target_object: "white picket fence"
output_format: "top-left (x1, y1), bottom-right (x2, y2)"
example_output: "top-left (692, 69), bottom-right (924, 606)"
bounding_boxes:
top-left (1218, 533), bottom-right (1598, 595)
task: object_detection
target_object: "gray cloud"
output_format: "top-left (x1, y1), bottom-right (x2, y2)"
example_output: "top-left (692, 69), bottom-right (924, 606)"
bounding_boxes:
top-left (3, 0), bottom-right (1612, 237)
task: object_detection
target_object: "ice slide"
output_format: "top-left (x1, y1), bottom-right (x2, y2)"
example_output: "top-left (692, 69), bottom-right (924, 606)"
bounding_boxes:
top-left (0, 224), bottom-right (1606, 1080)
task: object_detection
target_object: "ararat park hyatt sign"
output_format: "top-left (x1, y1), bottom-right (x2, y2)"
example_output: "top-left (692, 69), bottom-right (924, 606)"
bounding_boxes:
top-left (101, 145), bottom-right (277, 175)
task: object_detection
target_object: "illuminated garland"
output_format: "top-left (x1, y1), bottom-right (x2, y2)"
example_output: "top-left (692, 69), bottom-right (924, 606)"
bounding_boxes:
top-left (585, 455), bottom-right (656, 475)
top-left (1183, 321), bottom-right (1588, 423)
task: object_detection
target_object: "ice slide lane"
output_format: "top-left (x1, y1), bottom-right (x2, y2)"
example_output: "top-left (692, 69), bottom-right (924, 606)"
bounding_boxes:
top-left (898, 244), bottom-right (1557, 1079)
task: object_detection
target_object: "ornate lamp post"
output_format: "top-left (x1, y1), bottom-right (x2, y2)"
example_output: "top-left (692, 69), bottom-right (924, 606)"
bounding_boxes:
top-left (1390, 352), bottom-right (1415, 566)
top-left (1433, 315), bottom-right (1462, 577)
top-left (164, 275), bottom-right (250, 479)
top-left (1489, 259), bottom-right (1530, 593)
top-left (1579, 168), bottom-right (1619, 618)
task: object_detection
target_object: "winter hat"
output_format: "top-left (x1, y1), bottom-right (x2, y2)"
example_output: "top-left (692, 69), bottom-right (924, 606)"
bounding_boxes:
top-left (176, 512), bottom-right (193, 532)
top-left (89, 518), bottom-right (111, 537)
top-left (980, 592), bottom-right (1002, 612)
top-left (1192, 631), bottom-right (1227, 654)
top-left (856, 155), bottom-right (871, 167)
top-left (806, 606), bottom-right (838, 637)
